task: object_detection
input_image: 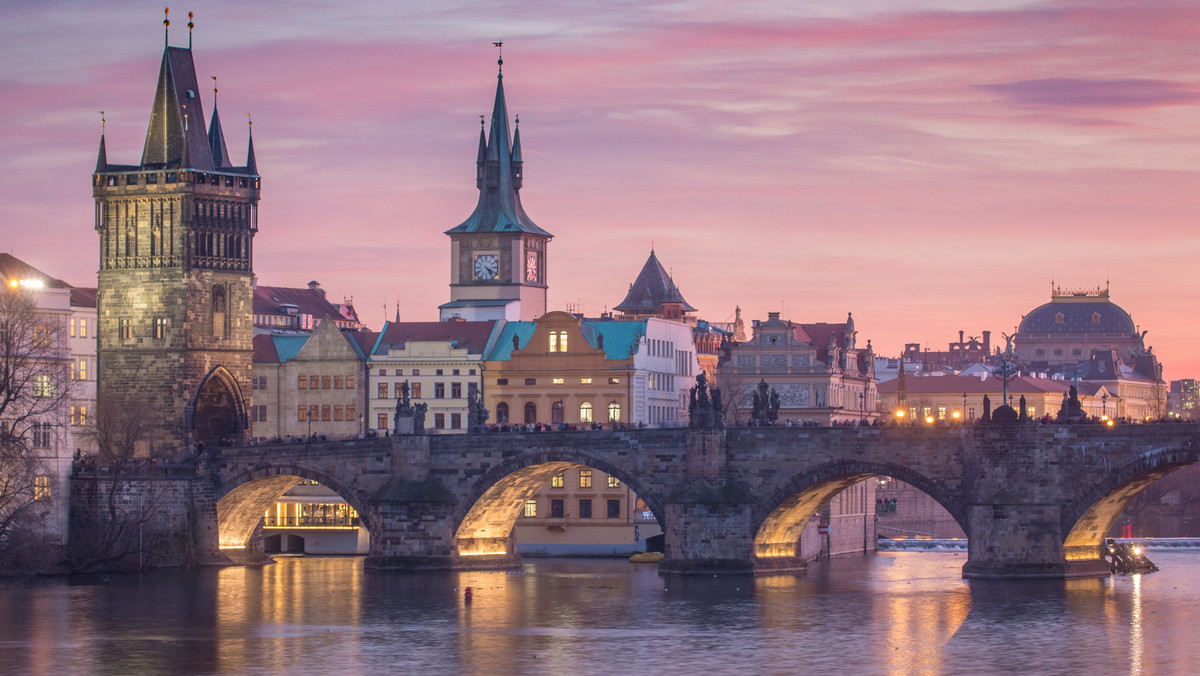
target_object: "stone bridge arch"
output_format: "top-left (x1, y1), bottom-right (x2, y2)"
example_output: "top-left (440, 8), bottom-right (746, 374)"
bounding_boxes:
top-left (1061, 441), bottom-right (1200, 563)
top-left (215, 463), bottom-right (375, 551)
top-left (753, 459), bottom-right (964, 563)
top-left (451, 447), bottom-right (665, 565)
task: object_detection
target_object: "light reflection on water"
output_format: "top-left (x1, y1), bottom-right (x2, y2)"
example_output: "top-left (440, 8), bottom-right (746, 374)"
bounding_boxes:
top-left (1, 551), bottom-right (1199, 675)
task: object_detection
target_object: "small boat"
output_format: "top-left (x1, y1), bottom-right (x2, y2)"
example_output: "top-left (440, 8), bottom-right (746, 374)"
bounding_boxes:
top-left (629, 552), bottom-right (664, 563)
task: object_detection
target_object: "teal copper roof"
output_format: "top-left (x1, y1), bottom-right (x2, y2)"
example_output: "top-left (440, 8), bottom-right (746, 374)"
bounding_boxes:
top-left (582, 319), bottom-right (646, 360)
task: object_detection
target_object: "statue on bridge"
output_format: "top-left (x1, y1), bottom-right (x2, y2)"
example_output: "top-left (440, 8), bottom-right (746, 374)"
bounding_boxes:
top-left (467, 388), bottom-right (489, 432)
top-left (751, 379), bottom-right (781, 426)
top-left (1056, 385), bottom-right (1087, 423)
top-left (688, 372), bottom-right (724, 429)
top-left (394, 380), bottom-right (428, 435)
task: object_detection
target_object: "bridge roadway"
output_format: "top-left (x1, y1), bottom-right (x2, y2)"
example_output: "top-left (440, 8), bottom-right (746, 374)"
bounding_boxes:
top-left (204, 424), bottom-right (1200, 578)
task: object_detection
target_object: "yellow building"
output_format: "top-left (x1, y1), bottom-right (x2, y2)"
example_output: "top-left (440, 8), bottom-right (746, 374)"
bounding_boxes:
top-left (878, 372), bottom-right (1099, 422)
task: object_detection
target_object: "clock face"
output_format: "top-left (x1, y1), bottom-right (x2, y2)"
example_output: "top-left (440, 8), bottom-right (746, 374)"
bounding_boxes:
top-left (526, 252), bottom-right (538, 282)
top-left (474, 254), bottom-right (498, 281)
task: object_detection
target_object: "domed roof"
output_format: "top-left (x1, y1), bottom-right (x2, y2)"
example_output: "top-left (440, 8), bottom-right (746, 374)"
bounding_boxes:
top-left (1018, 288), bottom-right (1135, 335)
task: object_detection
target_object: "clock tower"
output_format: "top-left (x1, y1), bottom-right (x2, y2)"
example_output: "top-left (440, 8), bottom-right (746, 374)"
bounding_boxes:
top-left (439, 52), bottom-right (552, 322)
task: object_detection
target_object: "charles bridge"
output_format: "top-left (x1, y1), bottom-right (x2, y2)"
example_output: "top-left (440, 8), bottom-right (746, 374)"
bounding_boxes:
top-left (73, 423), bottom-right (1200, 578)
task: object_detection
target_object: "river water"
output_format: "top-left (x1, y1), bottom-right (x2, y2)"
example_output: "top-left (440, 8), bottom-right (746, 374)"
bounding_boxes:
top-left (2, 550), bottom-right (1198, 675)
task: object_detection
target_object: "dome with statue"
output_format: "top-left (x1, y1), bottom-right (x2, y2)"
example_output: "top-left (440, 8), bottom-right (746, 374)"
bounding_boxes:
top-left (1014, 284), bottom-right (1144, 371)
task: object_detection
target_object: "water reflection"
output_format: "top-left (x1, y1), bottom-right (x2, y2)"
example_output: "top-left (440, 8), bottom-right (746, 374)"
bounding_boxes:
top-left (2, 552), bottom-right (1200, 675)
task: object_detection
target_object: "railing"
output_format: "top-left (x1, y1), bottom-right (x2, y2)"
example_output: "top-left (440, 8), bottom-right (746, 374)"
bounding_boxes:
top-left (264, 515), bottom-right (360, 528)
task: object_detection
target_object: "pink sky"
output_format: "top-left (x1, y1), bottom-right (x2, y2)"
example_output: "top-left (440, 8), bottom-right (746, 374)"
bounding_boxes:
top-left (3, 1), bottom-right (1199, 378)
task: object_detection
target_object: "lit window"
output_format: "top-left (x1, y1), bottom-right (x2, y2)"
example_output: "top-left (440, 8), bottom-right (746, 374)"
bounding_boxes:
top-left (524, 499), bottom-right (537, 518)
top-left (70, 317), bottom-right (76, 337)
top-left (579, 470), bottom-right (592, 488)
top-left (118, 318), bottom-right (132, 339)
top-left (34, 374), bottom-right (53, 398)
top-left (551, 473), bottom-right (564, 489)
top-left (79, 319), bottom-right (87, 338)
top-left (549, 333), bottom-right (558, 352)
top-left (34, 476), bottom-right (50, 501)
top-left (579, 402), bottom-right (593, 423)
top-left (580, 378), bottom-right (592, 384)
top-left (608, 377), bottom-right (620, 385)
top-left (558, 331), bottom-right (568, 352)
top-left (938, 407), bottom-right (946, 420)
top-left (154, 317), bottom-right (169, 339)
top-left (608, 401), bottom-right (621, 422)
top-left (377, 413), bottom-right (388, 430)
top-left (607, 475), bottom-right (621, 489)
top-left (552, 378), bottom-right (564, 385)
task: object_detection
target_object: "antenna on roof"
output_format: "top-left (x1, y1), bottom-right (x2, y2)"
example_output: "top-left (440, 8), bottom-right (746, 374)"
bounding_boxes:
top-left (163, 7), bottom-right (170, 47)
top-left (188, 11), bottom-right (194, 49)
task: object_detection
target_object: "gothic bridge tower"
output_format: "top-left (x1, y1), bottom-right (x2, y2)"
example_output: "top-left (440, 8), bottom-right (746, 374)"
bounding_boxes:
top-left (439, 50), bottom-right (552, 322)
top-left (92, 27), bottom-right (259, 451)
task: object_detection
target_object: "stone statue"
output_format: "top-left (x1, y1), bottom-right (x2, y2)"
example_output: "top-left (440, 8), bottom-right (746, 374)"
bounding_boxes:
top-left (981, 395), bottom-right (992, 423)
top-left (394, 379), bottom-right (426, 434)
top-left (1018, 395), bottom-right (1029, 422)
top-left (467, 388), bottom-right (489, 431)
top-left (751, 379), bottom-right (781, 425)
top-left (688, 372), bottom-right (723, 429)
top-left (1056, 385), bottom-right (1086, 423)
top-left (413, 402), bottom-right (427, 434)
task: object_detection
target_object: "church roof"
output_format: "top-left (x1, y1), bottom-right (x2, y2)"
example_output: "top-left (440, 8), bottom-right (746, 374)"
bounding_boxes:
top-left (613, 251), bottom-right (697, 314)
top-left (1018, 287), bottom-right (1136, 335)
top-left (445, 61), bottom-right (550, 237)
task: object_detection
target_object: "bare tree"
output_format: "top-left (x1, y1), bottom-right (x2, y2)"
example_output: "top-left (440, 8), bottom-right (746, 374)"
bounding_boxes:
top-left (67, 392), bottom-right (164, 572)
top-left (0, 288), bottom-right (74, 569)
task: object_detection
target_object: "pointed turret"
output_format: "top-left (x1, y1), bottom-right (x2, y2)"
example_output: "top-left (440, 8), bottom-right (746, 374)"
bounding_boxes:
top-left (209, 106), bottom-right (231, 168)
top-left (141, 47), bottom-right (214, 170)
top-left (614, 250), bottom-right (697, 319)
top-left (95, 132), bottom-right (108, 173)
top-left (245, 126), bottom-right (258, 175)
top-left (446, 58), bottom-right (549, 236)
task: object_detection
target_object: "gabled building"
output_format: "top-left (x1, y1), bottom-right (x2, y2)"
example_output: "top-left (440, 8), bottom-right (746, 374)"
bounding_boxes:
top-left (250, 319), bottom-right (366, 441)
top-left (441, 56), bottom-right (551, 322)
top-left (720, 312), bottom-right (877, 425)
top-left (365, 320), bottom-right (498, 434)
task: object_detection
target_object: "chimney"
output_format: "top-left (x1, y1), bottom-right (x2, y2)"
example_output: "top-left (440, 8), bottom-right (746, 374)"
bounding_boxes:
top-left (308, 280), bottom-right (325, 297)
top-left (959, 330), bottom-right (964, 344)
top-left (982, 331), bottom-right (991, 354)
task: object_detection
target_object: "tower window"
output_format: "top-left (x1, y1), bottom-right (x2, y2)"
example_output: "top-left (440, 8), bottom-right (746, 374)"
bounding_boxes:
top-left (212, 285), bottom-right (227, 339)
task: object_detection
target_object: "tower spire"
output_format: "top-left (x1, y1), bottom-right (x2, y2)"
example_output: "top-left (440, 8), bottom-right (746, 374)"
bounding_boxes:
top-left (95, 111), bottom-right (108, 172)
top-left (245, 113), bottom-right (258, 174)
top-left (208, 76), bottom-right (231, 167)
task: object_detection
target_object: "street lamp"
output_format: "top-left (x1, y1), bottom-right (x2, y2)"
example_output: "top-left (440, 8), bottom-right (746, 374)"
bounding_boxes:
top-left (306, 407), bottom-right (313, 439)
top-left (1102, 393), bottom-right (1109, 419)
top-left (962, 393), bottom-right (968, 422)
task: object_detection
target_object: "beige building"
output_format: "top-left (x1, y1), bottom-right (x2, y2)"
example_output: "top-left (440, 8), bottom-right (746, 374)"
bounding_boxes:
top-left (365, 321), bottom-right (497, 434)
top-left (514, 465), bottom-right (661, 555)
top-left (250, 319), bottom-right (367, 440)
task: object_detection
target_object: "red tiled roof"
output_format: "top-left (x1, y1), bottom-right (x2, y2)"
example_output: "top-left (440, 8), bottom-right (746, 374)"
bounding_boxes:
top-left (254, 284), bottom-right (347, 323)
top-left (878, 374), bottom-right (1070, 396)
top-left (373, 321), bottom-right (496, 356)
top-left (253, 334), bottom-right (280, 363)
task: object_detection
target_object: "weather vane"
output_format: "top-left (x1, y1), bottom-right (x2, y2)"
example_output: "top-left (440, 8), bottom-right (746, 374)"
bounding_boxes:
top-left (494, 41), bottom-right (503, 74)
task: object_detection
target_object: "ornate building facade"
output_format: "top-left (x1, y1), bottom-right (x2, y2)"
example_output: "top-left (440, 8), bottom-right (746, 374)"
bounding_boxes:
top-left (92, 39), bottom-right (259, 450)
top-left (720, 312), bottom-right (877, 425)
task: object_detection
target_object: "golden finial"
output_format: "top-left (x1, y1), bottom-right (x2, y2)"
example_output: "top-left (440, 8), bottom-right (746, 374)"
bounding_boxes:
top-left (188, 11), bottom-right (194, 49)
top-left (246, 112), bottom-right (252, 129)
top-left (164, 8), bottom-right (170, 46)
top-left (99, 111), bottom-right (105, 134)
top-left (211, 75), bottom-right (218, 104)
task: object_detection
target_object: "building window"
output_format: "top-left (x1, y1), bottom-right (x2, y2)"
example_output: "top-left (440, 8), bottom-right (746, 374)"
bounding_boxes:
top-left (411, 383), bottom-right (422, 399)
top-left (579, 499), bottom-right (592, 519)
top-left (579, 470), bottom-right (592, 488)
top-left (309, 405), bottom-right (319, 423)
top-left (378, 369), bottom-right (387, 376)
top-left (211, 285), bottom-right (227, 338)
top-left (524, 402), bottom-right (537, 423)
top-left (549, 332), bottom-right (558, 352)
top-left (34, 476), bottom-right (51, 501)
top-left (78, 359), bottom-right (87, 381)
top-left (31, 423), bottom-right (52, 448)
top-left (298, 375), bottom-right (307, 389)
top-left (451, 382), bottom-right (462, 399)
top-left (938, 406), bottom-right (946, 421)
top-left (412, 369), bottom-right (420, 376)
top-left (334, 405), bottom-right (344, 421)
top-left (608, 401), bottom-right (621, 422)
top-left (1027, 407), bottom-right (1036, 418)
top-left (34, 375), bottom-right (53, 398)
top-left (79, 318), bottom-right (87, 338)
top-left (154, 317), bottom-right (169, 339)
top-left (378, 382), bottom-right (388, 399)
top-left (33, 325), bottom-right (52, 348)
top-left (552, 400), bottom-right (564, 424)
top-left (346, 405), bottom-right (355, 421)
top-left (434, 413), bottom-right (446, 429)
top-left (524, 499), bottom-right (537, 518)
top-left (70, 317), bottom-right (76, 337)
top-left (118, 318), bottom-right (132, 339)
top-left (435, 369), bottom-right (444, 376)
top-left (322, 376), bottom-right (332, 390)
top-left (525, 378), bottom-right (536, 386)
top-left (469, 369), bottom-right (476, 376)
top-left (607, 499), bottom-right (621, 519)
top-left (333, 375), bottom-right (343, 389)
top-left (558, 331), bottom-right (568, 352)
top-left (347, 376), bottom-right (356, 389)
top-left (550, 499), bottom-right (564, 518)
top-left (579, 402), bottom-right (593, 423)
top-left (551, 473), bottom-right (564, 489)
top-left (580, 377), bottom-right (592, 384)
top-left (496, 401), bottom-right (509, 423)
top-left (298, 406), bottom-right (308, 422)
top-left (969, 407), bottom-right (975, 420)
top-left (434, 383), bottom-right (446, 399)
top-left (552, 378), bottom-right (564, 385)
top-left (377, 413), bottom-right (388, 430)
top-left (607, 475), bottom-right (621, 489)
top-left (608, 377), bottom-right (620, 385)
top-left (497, 378), bottom-right (508, 386)
top-left (310, 374), bottom-right (320, 389)
top-left (450, 413), bottom-right (462, 429)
